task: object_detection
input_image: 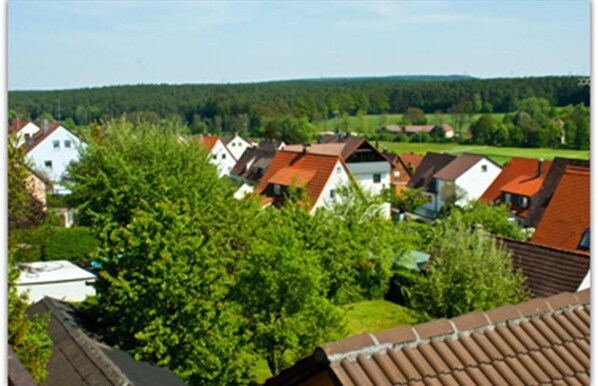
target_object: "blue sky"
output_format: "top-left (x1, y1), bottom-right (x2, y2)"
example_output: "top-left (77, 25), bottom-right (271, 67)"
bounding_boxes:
top-left (8, 0), bottom-right (590, 90)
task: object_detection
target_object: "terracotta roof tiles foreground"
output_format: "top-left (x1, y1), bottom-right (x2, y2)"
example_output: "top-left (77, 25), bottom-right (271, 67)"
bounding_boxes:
top-left (265, 289), bottom-right (590, 386)
top-left (532, 166), bottom-right (590, 252)
top-left (500, 237), bottom-right (590, 298)
top-left (481, 157), bottom-right (552, 203)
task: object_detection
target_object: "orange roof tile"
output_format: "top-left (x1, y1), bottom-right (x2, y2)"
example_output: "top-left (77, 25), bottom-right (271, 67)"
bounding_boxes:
top-left (532, 166), bottom-right (590, 252)
top-left (201, 136), bottom-right (219, 152)
top-left (480, 157), bottom-right (552, 202)
top-left (268, 167), bottom-right (316, 187)
top-left (399, 153), bottom-right (424, 170)
top-left (8, 118), bottom-right (33, 133)
top-left (257, 151), bottom-right (350, 211)
top-left (500, 173), bottom-right (546, 196)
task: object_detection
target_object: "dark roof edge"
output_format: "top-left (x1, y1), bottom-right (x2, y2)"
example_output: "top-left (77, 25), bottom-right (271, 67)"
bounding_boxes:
top-left (497, 236), bottom-right (591, 257)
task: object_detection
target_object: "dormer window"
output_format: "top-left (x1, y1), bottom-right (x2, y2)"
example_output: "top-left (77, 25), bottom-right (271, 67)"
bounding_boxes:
top-left (504, 193), bottom-right (511, 204)
top-left (518, 196), bottom-right (529, 208)
top-left (273, 184), bottom-right (281, 195)
top-left (579, 228), bottom-right (590, 251)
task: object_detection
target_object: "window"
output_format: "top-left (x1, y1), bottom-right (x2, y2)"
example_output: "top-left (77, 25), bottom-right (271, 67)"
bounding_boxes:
top-left (64, 140), bottom-right (72, 148)
top-left (504, 192), bottom-right (511, 204)
top-left (336, 166), bottom-right (342, 174)
top-left (518, 196), bottom-right (529, 208)
top-left (481, 165), bottom-right (488, 172)
top-left (578, 228), bottom-right (590, 251)
top-left (330, 189), bottom-right (336, 199)
top-left (221, 153), bottom-right (226, 159)
top-left (231, 143), bottom-right (236, 147)
top-left (53, 140), bottom-right (60, 149)
top-left (373, 173), bottom-right (381, 183)
top-left (273, 184), bottom-right (281, 195)
top-left (212, 154), bottom-right (217, 160)
top-left (393, 170), bottom-right (400, 178)
top-left (44, 160), bottom-right (53, 169)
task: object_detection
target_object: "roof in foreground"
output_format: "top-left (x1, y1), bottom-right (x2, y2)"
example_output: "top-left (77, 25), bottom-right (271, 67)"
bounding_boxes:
top-left (265, 288), bottom-right (590, 386)
top-left (27, 297), bottom-right (188, 386)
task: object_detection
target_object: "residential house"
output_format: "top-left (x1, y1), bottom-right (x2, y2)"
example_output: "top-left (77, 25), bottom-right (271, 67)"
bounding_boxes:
top-left (258, 138), bottom-right (286, 151)
top-left (230, 147), bottom-right (277, 199)
top-left (405, 152), bottom-right (456, 217)
top-left (16, 260), bottom-right (96, 302)
top-left (285, 138), bottom-right (392, 196)
top-left (480, 157), bottom-right (553, 224)
top-left (25, 166), bottom-right (50, 211)
top-left (531, 166), bottom-right (590, 253)
top-left (27, 297), bottom-right (188, 386)
top-left (220, 132), bottom-right (252, 161)
top-left (433, 153), bottom-right (502, 207)
top-left (499, 237), bottom-right (590, 298)
top-left (381, 150), bottom-right (412, 194)
top-left (8, 118), bottom-right (42, 146)
top-left (385, 124), bottom-right (455, 139)
top-left (256, 150), bottom-right (353, 214)
top-left (524, 157), bottom-right (590, 228)
top-left (265, 289), bottom-right (590, 386)
top-left (22, 120), bottom-right (85, 195)
top-left (399, 152), bottom-right (424, 174)
top-left (199, 135), bottom-right (236, 177)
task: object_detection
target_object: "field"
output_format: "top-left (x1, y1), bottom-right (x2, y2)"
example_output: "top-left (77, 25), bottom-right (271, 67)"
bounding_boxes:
top-left (316, 113), bottom-right (506, 133)
top-left (378, 142), bottom-right (590, 165)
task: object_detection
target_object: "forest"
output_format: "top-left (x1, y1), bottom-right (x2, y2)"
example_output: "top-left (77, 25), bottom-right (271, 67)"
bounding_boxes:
top-left (8, 76), bottom-right (589, 139)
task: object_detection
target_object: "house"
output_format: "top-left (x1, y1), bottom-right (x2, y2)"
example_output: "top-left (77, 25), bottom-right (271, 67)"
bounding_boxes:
top-left (405, 152), bottom-right (456, 217)
top-left (27, 297), bottom-right (188, 386)
top-left (480, 157), bottom-right (553, 223)
top-left (8, 118), bottom-right (42, 146)
top-left (285, 138), bottom-right (392, 196)
top-left (433, 153), bottom-right (502, 207)
top-left (381, 150), bottom-right (412, 194)
top-left (399, 152), bottom-right (424, 173)
top-left (230, 147), bottom-right (277, 199)
top-left (258, 138), bottom-right (286, 151)
top-left (220, 132), bottom-right (252, 161)
top-left (256, 150), bottom-right (353, 214)
top-left (22, 120), bottom-right (85, 195)
top-left (16, 260), bottom-right (96, 302)
top-left (198, 135), bottom-right (236, 177)
top-left (265, 288), bottom-right (590, 386)
top-left (25, 166), bottom-right (51, 211)
top-left (524, 157), bottom-right (590, 228)
top-left (499, 237), bottom-right (590, 298)
top-left (385, 124), bottom-right (455, 138)
top-left (531, 166), bottom-right (590, 253)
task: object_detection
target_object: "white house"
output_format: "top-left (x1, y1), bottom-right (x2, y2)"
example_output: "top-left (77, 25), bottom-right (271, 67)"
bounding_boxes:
top-left (25, 121), bottom-right (86, 195)
top-left (407, 153), bottom-right (501, 217)
top-left (9, 119), bottom-right (42, 146)
top-left (16, 260), bottom-right (96, 303)
top-left (285, 138), bottom-right (392, 196)
top-left (201, 135), bottom-right (237, 177)
top-left (221, 133), bottom-right (252, 161)
top-left (256, 150), bottom-right (354, 214)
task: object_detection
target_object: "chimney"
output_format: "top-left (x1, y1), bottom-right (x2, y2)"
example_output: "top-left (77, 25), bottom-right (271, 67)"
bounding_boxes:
top-left (537, 159), bottom-right (544, 177)
top-left (302, 143), bottom-right (310, 154)
top-left (43, 119), bottom-right (49, 134)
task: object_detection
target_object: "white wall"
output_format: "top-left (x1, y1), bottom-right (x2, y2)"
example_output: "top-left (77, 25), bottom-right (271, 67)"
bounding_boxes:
top-left (15, 122), bottom-right (41, 146)
top-left (347, 161), bottom-right (391, 195)
top-left (209, 140), bottom-right (237, 177)
top-left (226, 134), bottom-right (252, 161)
top-left (454, 158), bottom-right (502, 204)
top-left (27, 126), bottom-right (85, 194)
top-left (312, 160), bottom-right (352, 212)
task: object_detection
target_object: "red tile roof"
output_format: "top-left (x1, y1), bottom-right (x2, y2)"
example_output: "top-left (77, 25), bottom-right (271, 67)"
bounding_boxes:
top-left (399, 153), bottom-right (424, 170)
top-left (8, 118), bottom-right (34, 134)
top-left (532, 166), bottom-right (590, 252)
top-left (257, 151), bottom-right (350, 211)
top-left (201, 135), bottom-right (219, 152)
top-left (480, 157), bottom-right (552, 202)
top-left (266, 289), bottom-right (591, 386)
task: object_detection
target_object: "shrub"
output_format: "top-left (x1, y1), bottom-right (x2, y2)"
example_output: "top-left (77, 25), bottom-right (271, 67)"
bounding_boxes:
top-left (45, 227), bottom-right (100, 265)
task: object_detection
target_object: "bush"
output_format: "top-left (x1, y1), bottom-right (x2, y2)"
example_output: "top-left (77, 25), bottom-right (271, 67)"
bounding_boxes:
top-left (45, 227), bottom-right (100, 265)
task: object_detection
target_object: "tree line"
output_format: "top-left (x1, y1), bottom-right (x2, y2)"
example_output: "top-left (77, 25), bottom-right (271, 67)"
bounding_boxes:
top-left (9, 76), bottom-right (589, 139)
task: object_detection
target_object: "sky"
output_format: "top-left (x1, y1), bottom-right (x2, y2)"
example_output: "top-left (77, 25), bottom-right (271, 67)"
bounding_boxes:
top-left (7, 0), bottom-right (590, 90)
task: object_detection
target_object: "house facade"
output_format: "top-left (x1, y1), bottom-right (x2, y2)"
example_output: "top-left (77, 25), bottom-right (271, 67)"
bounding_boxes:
top-left (25, 122), bottom-right (85, 195)
top-left (9, 118), bottom-right (42, 146)
top-left (221, 133), bottom-right (252, 161)
top-left (201, 135), bottom-right (236, 177)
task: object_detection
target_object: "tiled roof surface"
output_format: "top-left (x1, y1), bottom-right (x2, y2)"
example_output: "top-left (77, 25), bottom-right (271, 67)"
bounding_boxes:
top-left (27, 297), bottom-right (188, 386)
top-left (230, 147), bottom-right (276, 184)
top-left (8, 346), bottom-right (37, 386)
top-left (258, 138), bottom-right (285, 151)
top-left (500, 237), bottom-right (590, 298)
top-left (433, 153), bottom-right (490, 181)
top-left (532, 166), bottom-right (590, 252)
top-left (286, 138), bottom-right (387, 164)
top-left (8, 118), bottom-right (34, 134)
top-left (201, 135), bottom-right (219, 152)
top-left (268, 166), bottom-right (316, 187)
top-left (266, 289), bottom-right (591, 386)
top-left (400, 153), bottom-right (424, 170)
top-left (480, 157), bottom-right (552, 203)
top-left (406, 152), bottom-right (457, 191)
top-left (257, 151), bottom-right (347, 211)
top-left (24, 121), bottom-right (64, 153)
top-left (284, 143), bottom-right (347, 157)
top-left (500, 174), bottom-right (547, 197)
top-left (524, 158), bottom-right (591, 228)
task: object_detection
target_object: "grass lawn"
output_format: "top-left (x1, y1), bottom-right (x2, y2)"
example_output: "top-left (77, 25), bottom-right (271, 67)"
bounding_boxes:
top-left (378, 141), bottom-right (590, 166)
top-left (250, 299), bottom-right (423, 383)
top-left (316, 113), bottom-right (505, 133)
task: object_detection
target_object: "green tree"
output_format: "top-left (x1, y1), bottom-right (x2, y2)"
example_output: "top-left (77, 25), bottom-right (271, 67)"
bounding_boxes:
top-left (8, 258), bottom-right (53, 384)
top-left (447, 201), bottom-right (524, 239)
top-left (411, 213), bottom-right (528, 318)
top-left (470, 115), bottom-right (495, 145)
top-left (388, 188), bottom-right (428, 214)
top-left (403, 107), bottom-right (427, 125)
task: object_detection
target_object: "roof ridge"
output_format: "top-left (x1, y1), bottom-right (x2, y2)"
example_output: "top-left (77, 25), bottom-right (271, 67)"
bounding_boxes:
top-left (318, 289), bottom-right (589, 363)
